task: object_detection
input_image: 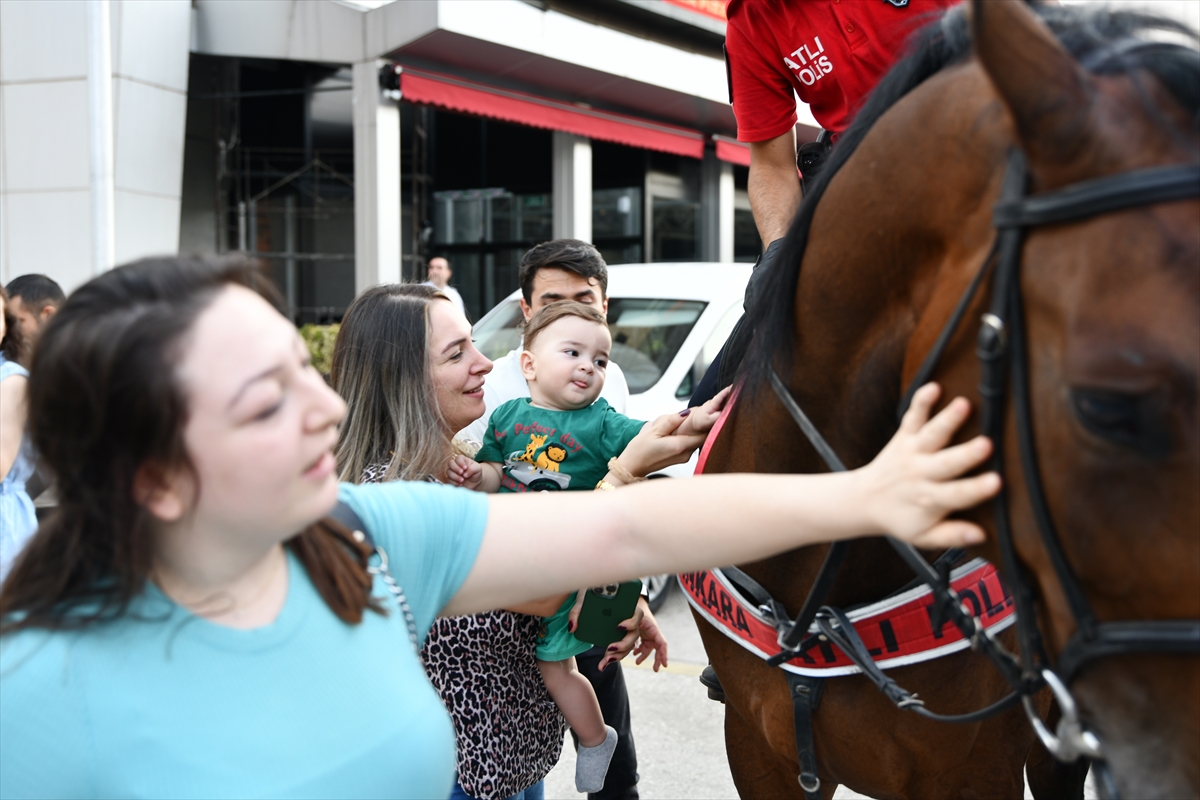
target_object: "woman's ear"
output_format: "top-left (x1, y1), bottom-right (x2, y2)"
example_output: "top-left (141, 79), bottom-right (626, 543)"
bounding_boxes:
top-left (133, 463), bottom-right (191, 522)
top-left (519, 350), bottom-right (537, 381)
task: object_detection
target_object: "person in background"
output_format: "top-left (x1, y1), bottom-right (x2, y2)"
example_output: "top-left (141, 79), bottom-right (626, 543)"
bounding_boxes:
top-left (424, 256), bottom-right (467, 318)
top-left (0, 286), bottom-right (36, 584)
top-left (4, 274), bottom-right (65, 518)
top-left (458, 239), bottom-right (646, 800)
top-left (6, 274), bottom-right (65, 349)
top-left (0, 255), bottom-right (999, 799)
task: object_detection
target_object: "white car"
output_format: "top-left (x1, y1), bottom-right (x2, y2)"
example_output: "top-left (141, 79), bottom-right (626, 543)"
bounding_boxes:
top-left (472, 262), bottom-right (752, 610)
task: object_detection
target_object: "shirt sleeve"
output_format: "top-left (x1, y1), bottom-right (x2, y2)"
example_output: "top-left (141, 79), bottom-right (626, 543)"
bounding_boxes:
top-left (0, 633), bottom-right (98, 798)
top-left (337, 481), bottom-right (489, 638)
top-left (726, 8), bottom-right (800, 143)
top-left (600, 406), bottom-right (647, 462)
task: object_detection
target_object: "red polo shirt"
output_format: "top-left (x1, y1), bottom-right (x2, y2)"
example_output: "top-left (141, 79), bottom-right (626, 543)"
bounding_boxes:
top-left (726, 0), bottom-right (959, 140)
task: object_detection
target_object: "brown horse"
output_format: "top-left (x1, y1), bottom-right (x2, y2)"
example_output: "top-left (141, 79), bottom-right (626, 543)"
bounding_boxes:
top-left (695, 1), bottom-right (1199, 798)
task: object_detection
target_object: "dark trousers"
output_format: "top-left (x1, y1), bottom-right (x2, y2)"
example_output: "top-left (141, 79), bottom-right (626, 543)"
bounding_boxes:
top-left (572, 646), bottom-right (639, 800)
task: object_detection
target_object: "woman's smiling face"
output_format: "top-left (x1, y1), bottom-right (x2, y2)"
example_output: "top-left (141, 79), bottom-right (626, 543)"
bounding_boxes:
top-left (427, 299), bottom-right (493, 435)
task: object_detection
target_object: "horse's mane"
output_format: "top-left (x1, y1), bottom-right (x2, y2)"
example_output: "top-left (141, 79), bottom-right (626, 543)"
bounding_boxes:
top-left (743, 3), bottom-right (1200, 391)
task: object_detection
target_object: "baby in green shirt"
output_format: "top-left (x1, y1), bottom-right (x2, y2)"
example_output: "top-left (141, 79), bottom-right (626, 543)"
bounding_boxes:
top-left (449, 301), bottom-right (727, 792)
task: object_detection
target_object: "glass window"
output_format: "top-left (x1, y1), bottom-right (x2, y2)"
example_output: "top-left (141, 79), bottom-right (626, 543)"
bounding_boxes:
top-left (472, 296), bottom-right (708, 395)
top-left (676, 301), bottom-right (743, 399)
top-left (734, 208), bottom-right (761, 262)
top-left (472, 298), bottom-right (525, 360)
top-left (651, 198), bottom-right (700, 261)
top-left (608, 298), bottom-right (706, 393)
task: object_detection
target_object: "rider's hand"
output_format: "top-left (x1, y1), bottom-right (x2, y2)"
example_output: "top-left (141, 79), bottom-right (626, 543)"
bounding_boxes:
top-left (859, 383), bottom-right (1001, 549)
top-left (447, 455), bottom-right (483, 490)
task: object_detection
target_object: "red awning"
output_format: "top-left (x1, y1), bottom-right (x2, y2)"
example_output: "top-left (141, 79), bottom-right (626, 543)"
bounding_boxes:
top-left (713, 136), bottom-right (750, 167)
top-left (400, 69), bottom-right (706, 160)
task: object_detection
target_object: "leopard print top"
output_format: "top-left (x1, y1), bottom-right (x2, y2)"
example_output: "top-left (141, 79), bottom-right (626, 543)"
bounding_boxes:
top-left (360, 462), bottom-right (566, 800)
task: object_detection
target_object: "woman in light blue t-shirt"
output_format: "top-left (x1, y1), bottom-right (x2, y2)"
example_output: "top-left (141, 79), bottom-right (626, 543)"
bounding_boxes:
top-left (0, 256), bottom-right (998, 799)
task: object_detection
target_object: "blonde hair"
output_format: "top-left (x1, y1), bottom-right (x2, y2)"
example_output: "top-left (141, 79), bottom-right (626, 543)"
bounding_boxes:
top-left (331, 284), bottom-right (461, 483)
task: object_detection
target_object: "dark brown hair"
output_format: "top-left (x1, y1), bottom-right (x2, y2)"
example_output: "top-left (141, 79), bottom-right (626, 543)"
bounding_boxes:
top-left (518, 239), bottom-right (608, 305)
top-left (0, 285), bottom-right (29, 366)
top-left (522, 300), bottom-right (608, 354)
top-left (0, 256), bottom-right (377, 635)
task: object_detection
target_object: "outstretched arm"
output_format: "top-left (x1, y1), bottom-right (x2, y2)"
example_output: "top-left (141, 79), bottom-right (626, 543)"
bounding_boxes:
top-left (443, 384), bottom-right (999, 616)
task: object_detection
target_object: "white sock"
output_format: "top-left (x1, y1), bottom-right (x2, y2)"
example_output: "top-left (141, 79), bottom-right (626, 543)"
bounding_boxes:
top-left (575, 725), bottom-right (618, 794)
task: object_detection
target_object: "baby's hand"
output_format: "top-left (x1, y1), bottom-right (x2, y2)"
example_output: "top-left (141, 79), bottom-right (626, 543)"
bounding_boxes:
top-left (675, 386), bottom-right (732, 437)
top-left (447, 454), bottom-right (484, 490)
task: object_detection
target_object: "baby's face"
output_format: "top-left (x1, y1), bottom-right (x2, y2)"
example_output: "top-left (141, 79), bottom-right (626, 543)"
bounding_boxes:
top-left (524, 315), bottom-right (611, 410)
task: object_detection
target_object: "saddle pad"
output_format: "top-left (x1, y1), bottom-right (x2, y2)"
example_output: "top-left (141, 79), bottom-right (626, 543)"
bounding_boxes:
top-left (680, 559), bottom-right (1016, 677)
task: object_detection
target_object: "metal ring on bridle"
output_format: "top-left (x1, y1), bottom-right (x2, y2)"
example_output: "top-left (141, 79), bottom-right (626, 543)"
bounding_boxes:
top-left (1021, 669), bottom-right (1104, 762)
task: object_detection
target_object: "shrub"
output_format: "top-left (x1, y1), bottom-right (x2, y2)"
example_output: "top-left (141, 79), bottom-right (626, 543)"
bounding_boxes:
top-left (299, 323), bottom-right (340, 376)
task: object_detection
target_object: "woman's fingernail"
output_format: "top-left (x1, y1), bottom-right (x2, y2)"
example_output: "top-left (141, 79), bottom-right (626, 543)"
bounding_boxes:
top-left (607, 645), bottom-right (618, 652)
top-left (567, 621), bottom-right (575, 632)
top-left (679, 408), bottom-right (692, 417)
top-left (616, 624), bottom-right (627, 632)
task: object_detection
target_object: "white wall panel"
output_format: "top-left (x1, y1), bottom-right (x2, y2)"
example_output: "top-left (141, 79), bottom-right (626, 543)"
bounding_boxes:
top-left (113, 79), bottom-right (188, 197)
top-left (4, 190), bottom-right (94, 291)
top-left (0, 0), bottom-right (88, 84)
top-left (0, 81), bottom-right (91, 191)
top-left (114, 190), bottom-right (180, 266)
top-left (112, 0), bottom-right (191, 92)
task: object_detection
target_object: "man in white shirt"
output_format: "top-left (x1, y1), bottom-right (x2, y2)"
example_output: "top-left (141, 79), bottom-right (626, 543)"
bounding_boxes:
top-left (422, 257), bottom-right (467, 318)
top-left (459, 239), bottom-right (651, 800)
top-left (460, 240), bottom-right (629, 444)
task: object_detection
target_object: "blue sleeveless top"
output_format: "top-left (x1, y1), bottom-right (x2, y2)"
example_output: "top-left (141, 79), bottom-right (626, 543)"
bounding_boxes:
top-left (0, 355), bottom-right (36, 584)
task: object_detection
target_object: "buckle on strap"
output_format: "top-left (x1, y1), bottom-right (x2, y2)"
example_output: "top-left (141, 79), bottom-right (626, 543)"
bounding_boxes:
top-left (1021, 668), bottom-right (1104, 763)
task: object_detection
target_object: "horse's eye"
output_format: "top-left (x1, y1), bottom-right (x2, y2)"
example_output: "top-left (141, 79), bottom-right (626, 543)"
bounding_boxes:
top-left (1070, 388), bottom-right (1171, 459)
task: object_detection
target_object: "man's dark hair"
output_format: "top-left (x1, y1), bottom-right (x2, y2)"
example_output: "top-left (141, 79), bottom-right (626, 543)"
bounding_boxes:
top-left (6, 274), bottom-right (65, 310)
top-left (518, 239), bottom-right (608, 305)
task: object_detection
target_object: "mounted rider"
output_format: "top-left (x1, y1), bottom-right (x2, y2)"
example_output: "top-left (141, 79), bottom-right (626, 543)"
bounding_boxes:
top-left (691, 0), bottom-right (959, 405)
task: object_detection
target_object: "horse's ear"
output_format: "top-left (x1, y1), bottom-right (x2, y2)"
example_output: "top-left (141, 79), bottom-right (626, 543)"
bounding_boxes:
top-left (970, 0), bottom-right (1094, 169)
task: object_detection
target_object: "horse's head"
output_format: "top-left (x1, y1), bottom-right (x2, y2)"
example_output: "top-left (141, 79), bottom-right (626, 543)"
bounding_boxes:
top-left (969, 1), bottom-right (1199, 794)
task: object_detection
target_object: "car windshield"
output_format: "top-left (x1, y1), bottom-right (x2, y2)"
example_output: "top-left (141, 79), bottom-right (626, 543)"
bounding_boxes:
top-left (473, 297), bottom-right (707, 393)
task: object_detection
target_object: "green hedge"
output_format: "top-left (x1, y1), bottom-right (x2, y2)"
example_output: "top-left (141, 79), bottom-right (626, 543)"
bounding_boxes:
top-left (299, 323), bottom-right (340, 376)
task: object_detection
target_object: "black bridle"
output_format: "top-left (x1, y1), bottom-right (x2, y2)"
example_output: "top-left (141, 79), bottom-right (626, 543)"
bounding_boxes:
top-left (766, 148), bottom-right (1200, 782)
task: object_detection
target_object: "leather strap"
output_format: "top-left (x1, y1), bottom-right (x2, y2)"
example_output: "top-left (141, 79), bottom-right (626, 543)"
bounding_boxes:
top-left (992, 164), bottom-right (1200, 228)
top-left (785, 671), bottom-right (826, 800)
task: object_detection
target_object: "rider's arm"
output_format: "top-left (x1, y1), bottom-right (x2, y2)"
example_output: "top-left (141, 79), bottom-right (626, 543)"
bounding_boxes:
top-left (748, 129), bottom-right (803, 247)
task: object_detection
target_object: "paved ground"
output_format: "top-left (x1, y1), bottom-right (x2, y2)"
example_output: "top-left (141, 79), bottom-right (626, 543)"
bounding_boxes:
top-left (544, 583), bottom-right (1097, 800)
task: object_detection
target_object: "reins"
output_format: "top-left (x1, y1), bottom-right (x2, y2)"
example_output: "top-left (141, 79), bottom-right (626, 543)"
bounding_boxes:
top-left (762, 148), bottom-right (1200, 793)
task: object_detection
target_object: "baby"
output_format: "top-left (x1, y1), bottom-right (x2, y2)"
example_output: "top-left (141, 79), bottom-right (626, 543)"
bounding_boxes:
top-left (448, 300), bottom-right (726, 793)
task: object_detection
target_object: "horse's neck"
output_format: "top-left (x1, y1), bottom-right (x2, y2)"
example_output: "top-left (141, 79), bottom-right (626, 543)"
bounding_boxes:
top-left (711, 65), bottom-right (1011, 608)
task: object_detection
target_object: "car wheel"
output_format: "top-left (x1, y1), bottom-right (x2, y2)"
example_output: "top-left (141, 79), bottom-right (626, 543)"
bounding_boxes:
top-left (643, 573), bottom-right (675, 612)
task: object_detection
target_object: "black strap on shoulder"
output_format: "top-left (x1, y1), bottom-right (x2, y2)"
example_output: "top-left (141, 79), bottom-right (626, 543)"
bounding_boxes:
top-left (785, 671), bottom-right (826, 800)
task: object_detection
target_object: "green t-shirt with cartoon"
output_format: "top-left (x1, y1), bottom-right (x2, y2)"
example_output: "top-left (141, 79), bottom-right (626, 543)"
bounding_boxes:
top-left (476, 398), bottom-right (646, 494)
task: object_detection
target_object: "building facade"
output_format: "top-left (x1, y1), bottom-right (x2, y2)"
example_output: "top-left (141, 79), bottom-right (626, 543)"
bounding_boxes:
top-left (9, 0), bottom-right (1192, 320)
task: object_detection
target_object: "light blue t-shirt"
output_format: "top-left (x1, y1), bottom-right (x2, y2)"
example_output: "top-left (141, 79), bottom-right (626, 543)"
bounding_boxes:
top-left (0, 481), bottom-right (488, 800)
